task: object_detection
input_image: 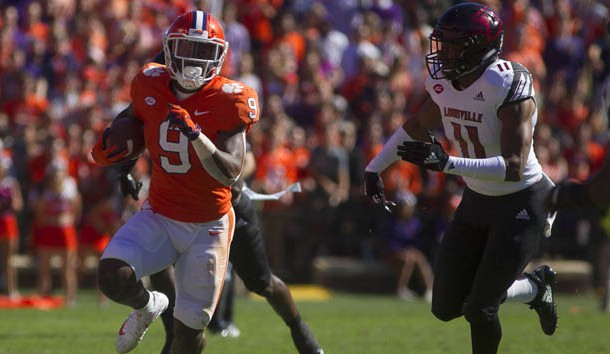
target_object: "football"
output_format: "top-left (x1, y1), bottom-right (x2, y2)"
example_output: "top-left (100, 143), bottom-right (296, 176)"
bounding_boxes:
top-left (104, 116), bottom-right (146, 161)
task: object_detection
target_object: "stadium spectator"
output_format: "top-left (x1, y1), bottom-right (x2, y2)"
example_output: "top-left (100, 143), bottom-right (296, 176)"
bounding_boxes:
top-left (385, 190), bottom-right (433, 302)
top-left (77, 181), bottom-right (119, 307)
top-left (0, 152), bottom-right (23, 299)
top-left (251, 120), bottom-right (297, 272)
top-left (307, 120), bottom-right (350, 258)
top-left (31, 158), bottom-right (80, 307)
top-left (364, 4), bottom-right (559, 354)
top-left (221, 2), bottom-right (251, 78)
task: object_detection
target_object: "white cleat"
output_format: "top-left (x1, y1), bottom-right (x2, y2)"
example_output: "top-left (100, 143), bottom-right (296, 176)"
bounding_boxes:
top-left (115, 291), bottom-right (169, 353)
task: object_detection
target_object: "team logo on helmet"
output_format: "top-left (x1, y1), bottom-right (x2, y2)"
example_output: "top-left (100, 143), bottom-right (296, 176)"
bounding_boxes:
top-left (144, 96), bottom-right (156, 106)
top-left (162, 11), bottom-right (229, 90)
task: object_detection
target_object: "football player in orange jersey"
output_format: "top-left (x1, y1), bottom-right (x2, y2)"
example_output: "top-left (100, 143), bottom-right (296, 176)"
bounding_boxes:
top-left (91, 11), bottom-right (259, 354)
top-left (108, 49), bottom-right (324, 354)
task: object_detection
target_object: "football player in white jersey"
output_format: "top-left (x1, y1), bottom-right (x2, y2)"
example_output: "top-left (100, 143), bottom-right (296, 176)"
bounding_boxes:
top-left (364, 3), bottom-right (557, 354)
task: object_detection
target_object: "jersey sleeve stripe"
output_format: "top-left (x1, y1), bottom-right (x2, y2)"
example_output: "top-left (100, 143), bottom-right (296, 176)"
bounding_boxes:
top-left (503, 61), bottom-right (534, 106)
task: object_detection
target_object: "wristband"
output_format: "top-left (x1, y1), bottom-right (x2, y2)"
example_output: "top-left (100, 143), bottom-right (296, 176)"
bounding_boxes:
top-left (191, 132), bottom-right (241, 186)
top-left (443, 155), bottom-right (506, 181)
top-left (365, 128), bottom-right (413, 173)
top-left (191, 132), bottom-right (217, 159)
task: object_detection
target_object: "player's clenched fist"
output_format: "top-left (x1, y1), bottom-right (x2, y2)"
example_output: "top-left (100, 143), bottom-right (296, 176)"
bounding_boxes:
top-left (165, 103), bottom-right (201, 140)
top-left (91, 128), bottom-right (128, 166)
top-left (364, 172), bottom-right (395, 213)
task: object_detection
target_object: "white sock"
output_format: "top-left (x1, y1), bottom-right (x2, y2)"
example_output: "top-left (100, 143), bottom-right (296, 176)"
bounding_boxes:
top-left (138, 290), bottom-right (154, 312)
top-left (505, 277), bottom-right (538, 303)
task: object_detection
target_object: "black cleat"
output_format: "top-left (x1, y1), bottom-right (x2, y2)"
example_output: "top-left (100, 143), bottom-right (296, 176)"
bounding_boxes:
top-left (290, 319), bottom-right (324, 354)
top-left (526, 265), bottom-right (558, 335)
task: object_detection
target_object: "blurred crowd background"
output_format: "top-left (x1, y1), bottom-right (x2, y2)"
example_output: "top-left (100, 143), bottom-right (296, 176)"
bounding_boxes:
top-left (0, 0), bottom-right (609, 305)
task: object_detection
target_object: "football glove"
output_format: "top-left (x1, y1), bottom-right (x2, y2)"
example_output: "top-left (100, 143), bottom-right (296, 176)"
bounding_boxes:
top-left (91, 128), bottom-right (128, 166)
top-left (165, 103), bottom-right (201, 141)
top-left (364, 172), bottom-right (395, 213)
top-left (118, 173), bottom-right (142, 201)
top-left (117, 161), bottom-right (142, 201)
top-left (397, 132), bottom-right (448, 172)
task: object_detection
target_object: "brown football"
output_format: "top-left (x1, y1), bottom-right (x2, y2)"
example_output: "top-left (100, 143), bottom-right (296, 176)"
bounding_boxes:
top-left (104, 116), bottom-right (146, 161)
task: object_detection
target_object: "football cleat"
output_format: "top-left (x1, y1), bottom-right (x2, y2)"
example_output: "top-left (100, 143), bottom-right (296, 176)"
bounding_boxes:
top-left (219, 323), bottom-right (241, 338)
top-left (526, 265), bottom-right (558, 335)
top-left (290, 319), bottom-right (324, 354)
top-left (115, 291), bottom-right (169, 353)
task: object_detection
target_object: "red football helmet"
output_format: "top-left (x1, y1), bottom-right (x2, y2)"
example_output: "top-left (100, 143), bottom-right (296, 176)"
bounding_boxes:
top-left (426, 3), bottom-right (503, 80)
top-left (163, 11), bottom-right (229, 90)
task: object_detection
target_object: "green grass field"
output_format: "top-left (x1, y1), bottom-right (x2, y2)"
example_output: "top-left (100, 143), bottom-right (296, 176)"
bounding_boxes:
top-left (1, 289), bottom-right (609, 354)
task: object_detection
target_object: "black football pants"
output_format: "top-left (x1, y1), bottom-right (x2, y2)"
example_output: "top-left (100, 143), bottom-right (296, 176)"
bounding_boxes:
top-left (431, 176), bottom-right (553, 354)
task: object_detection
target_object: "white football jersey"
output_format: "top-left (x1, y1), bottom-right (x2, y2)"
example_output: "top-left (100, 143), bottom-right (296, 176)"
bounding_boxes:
top-left (425, 59), bottom-right (543, 196)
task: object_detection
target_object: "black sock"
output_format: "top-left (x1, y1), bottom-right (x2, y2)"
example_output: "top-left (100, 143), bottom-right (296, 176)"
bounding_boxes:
top-left (286, 314), bottom-right (302, 328)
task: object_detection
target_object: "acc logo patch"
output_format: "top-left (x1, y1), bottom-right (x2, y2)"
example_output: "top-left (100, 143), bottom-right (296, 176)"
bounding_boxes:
top-left (433, 84), bottom-right (444, 94)
top-left (221, 83), bottom-right (244, 94)
top-left (144, 96), bottom-right (156, 106)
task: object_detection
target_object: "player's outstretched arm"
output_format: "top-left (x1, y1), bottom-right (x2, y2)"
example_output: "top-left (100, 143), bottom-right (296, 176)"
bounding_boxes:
top-left (364, 93), bottom-right (442, 213)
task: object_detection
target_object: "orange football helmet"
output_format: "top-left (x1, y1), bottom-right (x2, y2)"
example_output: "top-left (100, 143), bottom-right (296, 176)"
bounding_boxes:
top-left (163, 11), bottom-right (229, 90)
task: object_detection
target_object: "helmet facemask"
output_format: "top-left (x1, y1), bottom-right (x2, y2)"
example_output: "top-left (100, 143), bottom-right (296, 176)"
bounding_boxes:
top-left (426, 29), bottom-right (502, 81)
top-left (426, 3), bottom-right (505, 81)
top-left (163, 33), bottom-right (228, 91)
top-left (426, 30), bottom-right (472, 80)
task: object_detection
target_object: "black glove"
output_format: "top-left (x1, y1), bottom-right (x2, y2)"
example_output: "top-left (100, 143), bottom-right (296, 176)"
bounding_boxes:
top-left (117, 160), bottom-right (142, 201)
top-left (364, 172), bottom-right (395, 213)
top-left (397, 132), bottom-right (449, 172)
top-left (547, 181), bottom-right (592, 212)
top-left (118, 173), bottom-right (142, 201)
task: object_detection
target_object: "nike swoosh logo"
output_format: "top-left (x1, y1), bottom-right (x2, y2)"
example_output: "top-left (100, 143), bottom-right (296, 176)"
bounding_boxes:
top-left (194, 110), bottom-right (209, 116)
top-left (118, 321), bottom-right (127, 336)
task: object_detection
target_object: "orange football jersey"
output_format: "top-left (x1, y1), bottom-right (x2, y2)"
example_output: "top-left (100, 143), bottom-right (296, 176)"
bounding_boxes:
top-left (131, 63), bottom-right (260, 222)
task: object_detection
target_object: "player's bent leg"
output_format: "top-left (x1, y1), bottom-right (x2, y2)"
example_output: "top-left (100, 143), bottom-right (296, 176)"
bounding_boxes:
top-left (263, 276), bottom-right (324, 354)
top-left (525, 265), bottom-right (558, 335)
top-left (258, 275), bottom-right (298, 322)
top-left (463, 302), bottom-right (502, 354)
top-left (171, 319), bottom-right (205, 354)
top-left (238, 258), bottom-right (323, 354)
top-left (115, 290), bottom-right (169, 354)
top-left (98, 258), bottom-right (150, 308)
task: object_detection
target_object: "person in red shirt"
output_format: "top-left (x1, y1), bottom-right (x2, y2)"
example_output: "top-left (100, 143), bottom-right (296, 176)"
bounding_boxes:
top-left (91, 11), bottom-right (259, 354)
top-left (0, 154), bottom-right (23, 299)
top-left (31, 159), bottom-right (81, 307)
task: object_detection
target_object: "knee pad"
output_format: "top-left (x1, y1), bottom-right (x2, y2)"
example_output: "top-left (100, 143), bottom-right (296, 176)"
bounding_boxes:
top-left (245, 276), bottom-right (273, 298)
top-left (240, 269), bottom-right (272, 297)
top-left (463, 303), bottom-right (498, 325)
